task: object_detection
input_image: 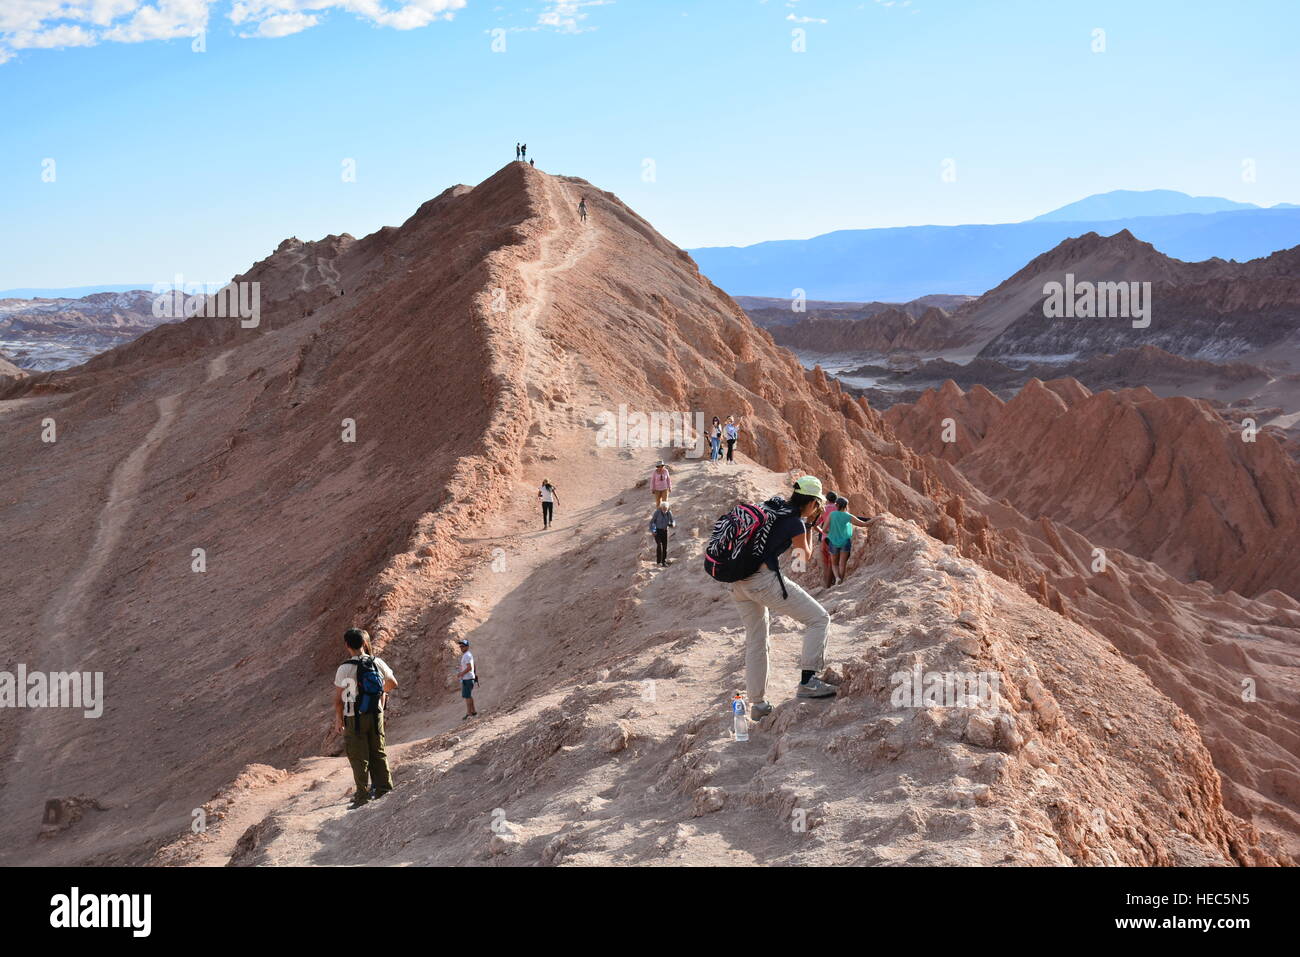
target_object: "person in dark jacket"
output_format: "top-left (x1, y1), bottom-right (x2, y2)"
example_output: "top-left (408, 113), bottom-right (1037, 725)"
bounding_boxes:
top-left (649, 500), bottom-right (675, 566)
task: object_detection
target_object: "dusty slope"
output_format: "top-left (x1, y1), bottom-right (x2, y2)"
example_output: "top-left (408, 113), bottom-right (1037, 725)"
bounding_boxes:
top-left (157, 465), bottom-right (1263, 867)
top-left (4, 163), bottom-right (1296, 864)
top-left (0, 165), bottom-right (565, 863)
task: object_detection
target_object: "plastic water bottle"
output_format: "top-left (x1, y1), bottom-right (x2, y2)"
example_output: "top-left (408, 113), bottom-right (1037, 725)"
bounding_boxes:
top-left (731, 692), bottom-right (749, 742)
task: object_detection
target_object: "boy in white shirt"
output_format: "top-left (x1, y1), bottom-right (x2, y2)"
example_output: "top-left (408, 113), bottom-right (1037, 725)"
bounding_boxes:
top-left (457, 638), bottom-right (478, 720)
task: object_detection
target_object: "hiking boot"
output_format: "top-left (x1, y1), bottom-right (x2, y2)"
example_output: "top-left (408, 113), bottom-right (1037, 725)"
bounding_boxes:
top-left (750, 701), bottom-right (773, 720)
top-left (348, 798), bottom-right (369, 810)
top-left (796, 676), bottom-right (837, 699)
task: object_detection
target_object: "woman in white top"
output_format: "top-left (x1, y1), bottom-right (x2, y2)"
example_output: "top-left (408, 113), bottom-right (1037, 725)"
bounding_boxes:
top-left (538, 479), bottom-right (558, 529)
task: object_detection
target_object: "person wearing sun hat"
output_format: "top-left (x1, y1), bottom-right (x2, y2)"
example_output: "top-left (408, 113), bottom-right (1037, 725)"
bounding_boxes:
top-left (729, 475), bottom-right (836, 719)
top-left (650, 459), bottom-right (672, 507)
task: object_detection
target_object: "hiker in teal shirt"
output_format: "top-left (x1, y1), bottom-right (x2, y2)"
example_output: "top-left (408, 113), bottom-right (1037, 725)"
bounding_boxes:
top-left (826, 496), bottom-right (876, 585)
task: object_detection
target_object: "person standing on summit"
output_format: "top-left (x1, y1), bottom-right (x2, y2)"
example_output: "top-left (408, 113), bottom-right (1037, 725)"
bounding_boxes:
top-left (515, 142), bottom-right (521, 160)
top-left (521, 143), bottom-right (527, 160)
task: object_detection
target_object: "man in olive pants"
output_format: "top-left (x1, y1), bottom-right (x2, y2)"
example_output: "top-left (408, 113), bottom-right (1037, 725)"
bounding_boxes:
top-left (333, 628), bottom-right (398, 809)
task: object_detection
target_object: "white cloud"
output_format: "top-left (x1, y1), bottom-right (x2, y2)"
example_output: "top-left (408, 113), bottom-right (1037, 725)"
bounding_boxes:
top-left (102, 0), bottom-right (212, 43)
top-left (536, 0), bottom-right (613, 34)
top-left (0, 0), bottom-right (466, 62)
top-left (253, 10), bottom-right (316, 35)
top-left (7, 23), bottom-right (98, 48)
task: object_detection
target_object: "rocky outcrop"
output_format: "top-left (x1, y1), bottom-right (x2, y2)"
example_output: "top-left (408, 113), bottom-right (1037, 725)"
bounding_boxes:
top-left (770, 306), bottom-right (959, 354)
top-left (888, 376), bottom-right (1300, 601)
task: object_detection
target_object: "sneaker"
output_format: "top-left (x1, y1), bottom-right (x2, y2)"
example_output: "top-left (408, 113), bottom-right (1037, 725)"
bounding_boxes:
top-left (348, 798), bottom-right (369, 810)
top-left (796, 676), bottom-right (837, 699)
top-left (750, 701), bottom-right (773, 720)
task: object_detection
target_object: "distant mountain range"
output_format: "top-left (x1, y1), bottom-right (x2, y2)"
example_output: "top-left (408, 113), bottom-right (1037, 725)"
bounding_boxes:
top-left (689, 190), bottom-right (1300, 301)
top-left (1030, 189), bottom-right (1297, 223)
top-left (0, 283), bottom-right (153, 299)
top-left (739, 229), bottom-right (1300, 367)
top-left (0, 289), bottom-right (166, 370)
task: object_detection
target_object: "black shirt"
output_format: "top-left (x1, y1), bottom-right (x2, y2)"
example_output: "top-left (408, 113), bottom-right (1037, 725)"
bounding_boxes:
top-left (762, 513), bottom-right (807, 571)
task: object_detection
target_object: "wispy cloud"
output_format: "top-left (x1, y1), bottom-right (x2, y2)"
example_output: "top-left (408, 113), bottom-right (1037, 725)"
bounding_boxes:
top-left (0, 0), bottom-right (467, 62)
top-left (494, 0), bottom-right (614, 35)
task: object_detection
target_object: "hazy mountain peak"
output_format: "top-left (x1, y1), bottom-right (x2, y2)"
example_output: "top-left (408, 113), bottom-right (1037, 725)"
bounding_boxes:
top-left (1031, 189), bottom-right (1262, 223)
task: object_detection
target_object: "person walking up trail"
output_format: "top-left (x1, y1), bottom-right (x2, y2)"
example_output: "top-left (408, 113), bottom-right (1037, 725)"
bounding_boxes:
top-left (707, 476), bottom-right (836, 720)
top-left (457, 639), bottom-right (478, 720)
top-left (816, 490), bottom-right (838, 588)
top-left (578, 197), bottom-right (588, 222)
top-left (651, 460), bottom-right (672, 506)
top-left (538, 479), bottom-right (558, 528)
top-left (723, 417), bottom-right (739, 463)
top-left (826, 495), bottom-right (876, 584)
top-left (649, 500), bottom-right (675, 566)
top-left (333, 628), bottom-right (398, 809)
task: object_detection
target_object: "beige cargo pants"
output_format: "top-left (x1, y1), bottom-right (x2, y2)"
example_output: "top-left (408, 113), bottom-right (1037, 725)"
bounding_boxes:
top-left (730, 567), bottom-right (830, 703)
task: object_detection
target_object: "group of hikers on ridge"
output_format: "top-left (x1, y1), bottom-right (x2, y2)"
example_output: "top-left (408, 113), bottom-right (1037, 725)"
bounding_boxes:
top-left (514, 142), bottom-right (535, 167)
top-left (333, 408), bottom-right (878, 809)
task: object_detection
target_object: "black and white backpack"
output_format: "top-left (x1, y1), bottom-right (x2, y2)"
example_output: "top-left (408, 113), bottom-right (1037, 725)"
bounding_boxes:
top-left (703, 496), bottom-right (791, 586)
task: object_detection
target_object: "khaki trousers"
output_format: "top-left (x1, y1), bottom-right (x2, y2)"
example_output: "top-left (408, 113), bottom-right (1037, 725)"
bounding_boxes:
top-left (730, 568), bottom-right (830, 703)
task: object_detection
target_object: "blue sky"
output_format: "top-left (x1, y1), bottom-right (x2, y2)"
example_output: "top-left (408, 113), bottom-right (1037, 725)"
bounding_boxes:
top-left (2, 0), bottom-right (1298, 289)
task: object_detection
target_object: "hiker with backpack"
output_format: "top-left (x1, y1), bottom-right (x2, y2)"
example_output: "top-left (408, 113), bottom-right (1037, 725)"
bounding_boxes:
top-left (333, 627), bottom-right (398, 809)
top-left (826, 495), bottom-right (877, 584)
top-left (457, 639), bottom-right (478, 720)
top-left (704, 476), bottom-right (836, 718)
